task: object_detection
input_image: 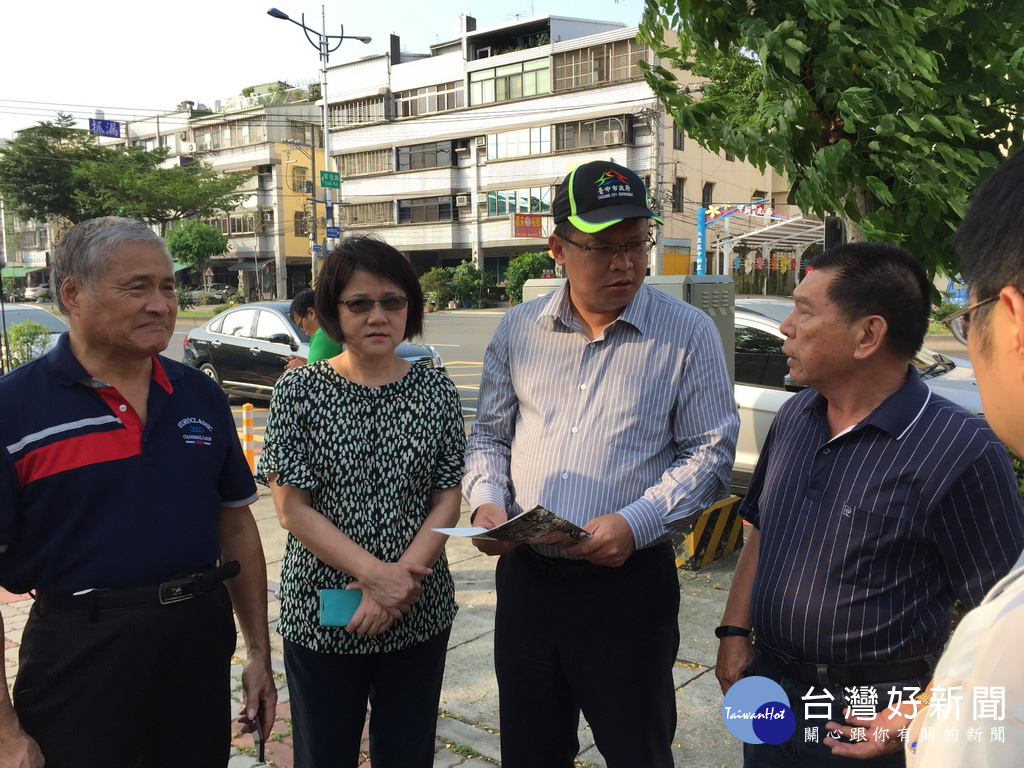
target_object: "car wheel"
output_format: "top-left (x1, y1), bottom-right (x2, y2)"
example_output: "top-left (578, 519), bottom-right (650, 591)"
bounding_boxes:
top-left (199, 363), bottom-right (220, 385)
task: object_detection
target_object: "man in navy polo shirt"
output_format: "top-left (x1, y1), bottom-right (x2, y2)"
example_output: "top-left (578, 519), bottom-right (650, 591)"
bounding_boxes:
top-left (715, 242), bottom-right (1024, 766)
top-left (0, 217), bottom-right (276, 767)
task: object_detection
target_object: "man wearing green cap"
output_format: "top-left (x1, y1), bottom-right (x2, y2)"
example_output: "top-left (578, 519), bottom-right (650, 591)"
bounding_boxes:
top-left (464, 160), bottom-right (739, 767)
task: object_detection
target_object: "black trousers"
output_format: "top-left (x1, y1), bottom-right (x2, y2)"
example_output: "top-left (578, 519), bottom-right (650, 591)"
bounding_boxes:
top-left (13, 585), bottom-right (236, 768)
top-left (494, 542), bottom-right (680, 768)
top-left (283, 626), bottom-right (451, 768)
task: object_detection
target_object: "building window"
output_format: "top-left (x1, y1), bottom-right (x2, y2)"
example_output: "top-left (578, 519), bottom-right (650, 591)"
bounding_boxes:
top-left (554, 116), bottom-right (628, 150)
top-left (725, 152), bottom-right (736, 162)
top-left (702, 182), bottom-right (715, 208)
top-left (329, 97), bottom-right (388, 128)
top-left (340, 201), bottom-right (395, 226)
top-left (294, 211), bottom-right (306, 236)
top-left (486, 186), bottom-right (552, 217)
top-left (672, 178), bottom-right (685, 213)
top-left (396, 82), bottom-right (465, 117)
top-left (397, 196), bottom-right (456, 224)
top-left (396, 141), bottom-right (454, 171)
top-left (672, 124), bottom-right (684, 150)
top-left (340, 149), bottom-right (392, 177)
top-left (552, 39), bottom-right (646, 91)
top-left (752, 190), bottom-right (767, 202)
top-left (487, 126), bottom-right (550, 160)
top-left (470, 58), bottom-right (550, 105)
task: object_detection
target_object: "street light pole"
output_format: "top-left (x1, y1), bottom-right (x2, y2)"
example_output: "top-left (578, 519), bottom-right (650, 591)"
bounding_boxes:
top-left (267, 7), bottom-right (371, 285)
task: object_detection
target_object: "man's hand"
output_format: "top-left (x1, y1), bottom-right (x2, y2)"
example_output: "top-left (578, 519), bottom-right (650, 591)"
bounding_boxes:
top-left (284, 355), bottom-right (307, 370)
top-left (715, 635), bottom-right (754, 694)
top-left (233, 653), bottom-right (278, 747)
top-left (471, 504), bottom-right (519, 556)
top-left (824, 706), bottom-right (909, 759)
top-left (0, 728), bottom-right (44, 768)
top-left (562, 513), bottom-right (635, 567)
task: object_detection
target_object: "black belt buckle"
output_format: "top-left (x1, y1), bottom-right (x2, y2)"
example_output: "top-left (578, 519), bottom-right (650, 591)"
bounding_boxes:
top-left (158, 574), bottom-right (199, 605)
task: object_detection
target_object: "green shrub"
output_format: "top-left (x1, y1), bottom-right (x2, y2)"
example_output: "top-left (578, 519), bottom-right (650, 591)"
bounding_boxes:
top-left (504, 251), bottom-right (554, 305)
top-left (3, 320), bottom-right (51, 367)
top-left (420, 267), bottom-right (455, 309)
top-left (451, 260), bottom-right (493, 307)
top-left (175, 287), bottom-right (196, 311)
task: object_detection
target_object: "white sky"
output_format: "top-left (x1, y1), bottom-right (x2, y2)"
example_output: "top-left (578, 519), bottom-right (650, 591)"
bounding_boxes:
top-left (0, 0), bottom-right (645, 141)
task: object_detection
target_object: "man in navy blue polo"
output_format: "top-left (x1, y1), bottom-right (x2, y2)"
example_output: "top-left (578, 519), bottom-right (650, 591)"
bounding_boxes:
top-left (0, 217), bottom-right (276, 767)
top-left (715, 242), bottom-right (1024, 766)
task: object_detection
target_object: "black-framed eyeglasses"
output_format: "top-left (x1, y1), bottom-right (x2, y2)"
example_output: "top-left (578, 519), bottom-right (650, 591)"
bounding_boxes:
top-left (337, 296), bottom-right (409, 313)
top-left (942, 294), bottom-right (999, 344)
top-left (558, 234), bottom-right (655, 259)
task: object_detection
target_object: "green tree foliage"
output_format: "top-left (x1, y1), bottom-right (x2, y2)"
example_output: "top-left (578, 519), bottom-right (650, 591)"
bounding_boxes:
top-left (2, 320), bottom-right (51, 368)
top-left (0, 114), bottom-right (109, 223)
top-left (419, 266), bottom-right (455, 309)
top-left (640, 0), bottom-right (1024, 279)
top-left (504, 251), bottom-right (554, 305)
top-left (0, 113), bottom-right (252, 231)
top-left (165, 219), bottom-right (229, 271)
top-left (451, 260), bottom-right (494, 307)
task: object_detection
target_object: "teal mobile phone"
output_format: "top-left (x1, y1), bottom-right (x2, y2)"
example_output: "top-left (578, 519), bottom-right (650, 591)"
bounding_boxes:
top-left (319, 588), bottom-right (362, 626)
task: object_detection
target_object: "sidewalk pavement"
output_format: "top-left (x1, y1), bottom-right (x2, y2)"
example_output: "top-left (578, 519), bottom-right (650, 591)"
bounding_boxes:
top-left (1, 492), bottom-right (744, 766)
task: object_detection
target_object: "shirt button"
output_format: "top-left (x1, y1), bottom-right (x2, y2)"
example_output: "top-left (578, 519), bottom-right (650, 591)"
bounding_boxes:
top-left (571, 427), bottom-right (578, 434)
top-left (118, 404), bottom-right (128, 412)
top-left (580, 383), bottom-right (587, 390)
top-left (561, 472), bottom-right (569, 480)
top-left (822, 447), bottom-right (831, 455)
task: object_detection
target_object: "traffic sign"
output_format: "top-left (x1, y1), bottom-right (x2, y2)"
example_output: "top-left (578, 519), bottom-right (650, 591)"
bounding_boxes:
top-left (320, 171), bottom-right (341, 189)
top-left (326, 226), bottom-right (341, 239)
top-left (203, 266), bottom-right (215, 278)
top-left (312, 244), bottom-right (322, 252)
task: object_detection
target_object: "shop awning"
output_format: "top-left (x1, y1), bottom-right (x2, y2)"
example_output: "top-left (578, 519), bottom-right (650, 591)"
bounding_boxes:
top-left (171, 261), bottom-right (190, 273)
top-left (1, 266), bottom-right (47, 278)
top-left (228, 259), bottom-right (274, 272)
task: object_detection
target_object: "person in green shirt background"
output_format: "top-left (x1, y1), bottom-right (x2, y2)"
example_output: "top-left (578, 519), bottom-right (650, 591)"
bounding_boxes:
top-left (286, 289), bottom-right (344, 369)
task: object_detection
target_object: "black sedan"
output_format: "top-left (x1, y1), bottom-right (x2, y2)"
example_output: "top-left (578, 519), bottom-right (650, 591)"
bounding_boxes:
top-left (181, 301), bottom-right (446, 400)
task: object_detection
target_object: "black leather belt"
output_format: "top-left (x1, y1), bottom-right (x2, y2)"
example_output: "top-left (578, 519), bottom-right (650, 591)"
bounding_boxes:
top-left (756, 640), bottom-right (934, 687)
top-left (34, 561), bottom-right (240, 611)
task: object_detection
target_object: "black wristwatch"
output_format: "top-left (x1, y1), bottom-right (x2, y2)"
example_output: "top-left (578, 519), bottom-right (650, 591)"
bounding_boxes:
top-left (715, 625), bottom-right (752, 639)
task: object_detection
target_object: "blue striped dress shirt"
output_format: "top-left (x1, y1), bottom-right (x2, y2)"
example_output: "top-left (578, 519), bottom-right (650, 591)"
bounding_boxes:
top-left (464, 282), bottom-right (739, 555)
top-left (742, 371), bottom-right (1024, 663)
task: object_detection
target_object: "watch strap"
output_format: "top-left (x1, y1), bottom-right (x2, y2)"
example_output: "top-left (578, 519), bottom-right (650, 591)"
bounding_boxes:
top-left (715, 625), bottom-right (752, 639)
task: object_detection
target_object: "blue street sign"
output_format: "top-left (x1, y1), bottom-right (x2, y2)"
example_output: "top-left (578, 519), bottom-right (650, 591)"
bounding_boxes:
top-left (326, 226), bottom-right (341, 239)
top-left (312, 244), bottom-right (322, 252)
top-left (89, 119), bottom-right (121, 138)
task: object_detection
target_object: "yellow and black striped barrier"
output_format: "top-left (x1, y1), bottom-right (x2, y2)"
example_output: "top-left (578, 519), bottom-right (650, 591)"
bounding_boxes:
top-left (670, 495), bottom-right (744, 570)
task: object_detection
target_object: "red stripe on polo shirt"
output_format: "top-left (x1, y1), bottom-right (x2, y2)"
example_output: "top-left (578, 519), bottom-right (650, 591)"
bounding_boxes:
top-left (14, 428), bottom-right (141, 487)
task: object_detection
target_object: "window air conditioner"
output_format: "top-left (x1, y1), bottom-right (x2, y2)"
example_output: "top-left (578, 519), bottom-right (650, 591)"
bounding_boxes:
top-left (603, 130), bottom-right (622, 144)
top-left (475, 136), bottom-right (487, 148)
top-left (455, 195), bottom-right (470, 207)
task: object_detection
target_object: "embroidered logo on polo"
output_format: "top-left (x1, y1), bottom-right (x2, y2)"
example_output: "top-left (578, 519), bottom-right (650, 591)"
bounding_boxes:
top-left (178, 417), bottom-right (214, 446)
top-left (593, 168), bottom-right (636, 202)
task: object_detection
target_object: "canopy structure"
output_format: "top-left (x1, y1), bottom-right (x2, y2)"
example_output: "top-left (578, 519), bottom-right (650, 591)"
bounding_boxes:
top-left (717, 215), bottom-right (825, 274)
top-left (1, 266), bottom-right (47, 278)
top-left (228, 259), bottom-right (274, 272)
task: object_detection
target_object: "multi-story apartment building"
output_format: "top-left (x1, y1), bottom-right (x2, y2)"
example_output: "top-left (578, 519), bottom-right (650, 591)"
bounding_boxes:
top-left (102, 88), bottom-right (326, 298)
top-left (320, 14), bottom-right (795, 282)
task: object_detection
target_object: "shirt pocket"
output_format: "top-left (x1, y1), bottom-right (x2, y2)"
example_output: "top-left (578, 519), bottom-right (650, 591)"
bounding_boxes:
top-left (603, 375), bottom-right (675, 453)
top-left (832, 504), bottom-right (903, 589)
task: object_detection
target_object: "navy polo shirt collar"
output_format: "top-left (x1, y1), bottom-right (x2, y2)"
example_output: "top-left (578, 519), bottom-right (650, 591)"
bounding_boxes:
top-left (802, 365), bottom-right (929, 440)
top-left (47, 331), bottom-right (181, 392)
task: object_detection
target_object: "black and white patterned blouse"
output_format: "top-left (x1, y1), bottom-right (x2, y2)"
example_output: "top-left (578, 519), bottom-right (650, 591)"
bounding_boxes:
top-left (258, 360), bottom-right (465, 654)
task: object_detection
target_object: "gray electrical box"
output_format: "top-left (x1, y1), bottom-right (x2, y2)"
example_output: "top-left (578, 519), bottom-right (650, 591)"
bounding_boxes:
top-left (683, 275), bottom-right (735, 383)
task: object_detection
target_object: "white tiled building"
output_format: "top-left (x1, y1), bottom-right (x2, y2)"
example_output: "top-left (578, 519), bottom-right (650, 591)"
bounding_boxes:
top-left (320, 14), bottom-right (792, 282)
